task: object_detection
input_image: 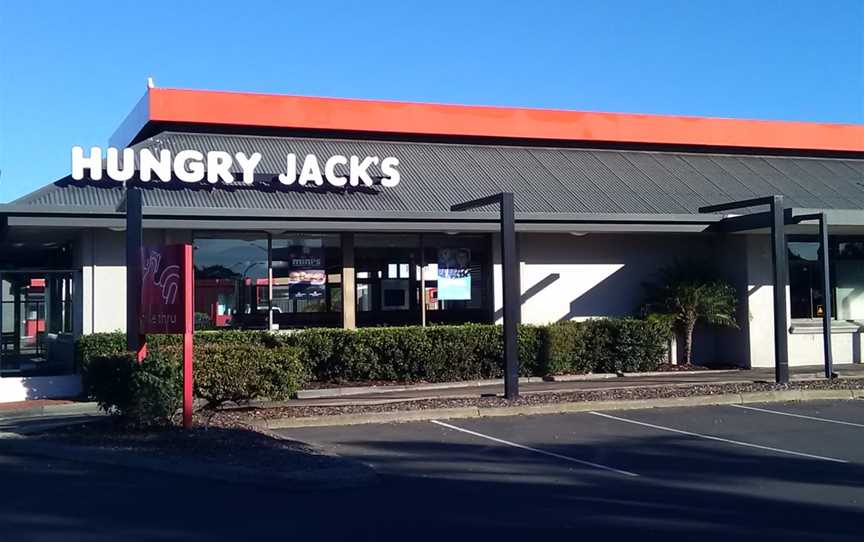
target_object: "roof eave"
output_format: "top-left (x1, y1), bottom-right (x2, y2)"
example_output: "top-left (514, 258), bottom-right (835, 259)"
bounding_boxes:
top-left (107, 87), bottom-right (864, 153)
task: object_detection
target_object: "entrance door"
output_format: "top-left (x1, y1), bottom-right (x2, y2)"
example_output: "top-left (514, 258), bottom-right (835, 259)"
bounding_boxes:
top-left (0, 272), bottom-right (75, 376)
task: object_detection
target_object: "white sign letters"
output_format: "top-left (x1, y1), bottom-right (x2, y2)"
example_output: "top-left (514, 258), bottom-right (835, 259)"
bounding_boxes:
top-left (71, 147), bottom-right (401, 188)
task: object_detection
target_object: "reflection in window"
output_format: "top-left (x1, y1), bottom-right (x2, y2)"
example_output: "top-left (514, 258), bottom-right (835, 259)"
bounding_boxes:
top-left (194, 236), bottom-right (269, 330)
top-left (1, 273), bottom-right (75, 377)
top-left (835, 241), bottom-right (864, 320)
top-left (271, 234), bottom-right (342, 327)
top-left (789, 241), bottom-right (825, 319)
top-left (191, 232), bottom-right (494, 329)
top-left (355, 234), bottom-right (420, 318)
top-left (788, 237), bottom-right (864, 321)
top-left (422, 236), bottom-right (487, 314)
top-left (353, 234), bottom-right (490, 326)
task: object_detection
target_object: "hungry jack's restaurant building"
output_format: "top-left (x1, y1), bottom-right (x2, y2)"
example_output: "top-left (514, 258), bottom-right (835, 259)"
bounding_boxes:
top-left (1, 87), bottom-right (863, 400)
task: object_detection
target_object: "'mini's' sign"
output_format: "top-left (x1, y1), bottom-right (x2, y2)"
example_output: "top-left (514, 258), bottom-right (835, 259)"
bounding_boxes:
top-left (71, 147), bottom-right (401, 188)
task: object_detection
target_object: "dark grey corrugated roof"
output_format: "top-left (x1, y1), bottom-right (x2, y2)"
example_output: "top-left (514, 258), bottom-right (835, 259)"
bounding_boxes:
top-left (12, 132), bottom-right (864, 215)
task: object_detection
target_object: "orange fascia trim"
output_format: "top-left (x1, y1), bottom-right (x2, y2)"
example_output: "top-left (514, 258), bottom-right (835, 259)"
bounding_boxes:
top-left (144, 88), bottom-right (864, 152)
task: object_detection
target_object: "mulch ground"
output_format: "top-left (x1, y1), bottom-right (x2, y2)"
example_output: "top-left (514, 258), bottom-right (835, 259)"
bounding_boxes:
top-left (206, 377), bottom-right (864, 427)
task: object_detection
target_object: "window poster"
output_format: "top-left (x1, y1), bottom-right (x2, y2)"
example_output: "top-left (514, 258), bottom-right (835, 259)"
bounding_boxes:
top-left (274, 247), bottom-right (325, 300)
top-left (437, 248), bottom-right (471, 300)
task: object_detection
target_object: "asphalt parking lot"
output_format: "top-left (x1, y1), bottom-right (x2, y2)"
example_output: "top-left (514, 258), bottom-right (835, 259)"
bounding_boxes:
top-left (275, 399), bottom-right (864, 540)
top-left (2, 400), bottom-right (862, 541)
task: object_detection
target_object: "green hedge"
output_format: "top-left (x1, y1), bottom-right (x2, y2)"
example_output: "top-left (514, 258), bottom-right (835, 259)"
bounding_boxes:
top-left (78, 319), bottom-right (670, 397)
top-left (281, 324), bottom-right (545, 384)
top-left (87, 341), bottom-right (306, 424)
top-left (77, 331), bottom-right (278, 395)
top-left (192, 343), bottom-right (306, 408)
top-left (543, 319), bottom-right (671, 375)
top-left (88, 350), bottom-right (182, 427)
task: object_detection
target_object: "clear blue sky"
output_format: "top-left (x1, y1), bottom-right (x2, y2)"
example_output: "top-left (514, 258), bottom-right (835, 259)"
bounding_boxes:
top-left (1, 0), bottom-right (862, 203)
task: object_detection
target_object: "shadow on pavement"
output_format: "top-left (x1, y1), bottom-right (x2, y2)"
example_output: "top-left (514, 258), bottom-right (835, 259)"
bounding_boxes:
top-left (0, 431), bottom-right (861, 541)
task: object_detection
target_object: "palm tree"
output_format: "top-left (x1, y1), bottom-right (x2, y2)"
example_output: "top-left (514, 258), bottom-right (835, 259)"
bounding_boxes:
top-left (642, 262), bottom-right (738, 365)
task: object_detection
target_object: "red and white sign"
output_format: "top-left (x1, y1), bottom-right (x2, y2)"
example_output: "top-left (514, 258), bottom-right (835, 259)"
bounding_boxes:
top-left (140, 245), bottom-right (188, 334)
top-left (139, 244), bottom-right (194, 428)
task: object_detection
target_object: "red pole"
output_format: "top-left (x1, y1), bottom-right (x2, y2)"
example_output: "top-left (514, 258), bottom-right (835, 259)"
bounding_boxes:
top-left (182, 244), bottom-right (194, 429)
top-left (136, 339), bottom-right (147, 363)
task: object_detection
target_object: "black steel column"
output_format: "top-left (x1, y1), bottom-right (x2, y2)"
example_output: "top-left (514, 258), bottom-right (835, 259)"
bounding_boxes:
top-left (818, 213), bottom-right (834, 378)
top-left (500, 193), bottom-right (520, 399)
top-left (452, 192), bottom-right (521, 399)
top-left (769, 196), bottom-right (789, 384)
top-left (125, 187), bottom-right (143, 353)
top-left (700, 196), bottom-right (792, 384)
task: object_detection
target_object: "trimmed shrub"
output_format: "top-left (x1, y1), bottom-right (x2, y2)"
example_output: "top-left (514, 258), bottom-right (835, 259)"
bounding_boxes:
top-left (596, 319), bottom-right (671, 373)
top-left (193, 343), bottom-right (307, 408)
top-left (87, 342), bottom-right (306, 425)
top-left (280, 324), bottom-right (546, 384)
top-left (77, 331), bottom-right (279, 398)
top-left (544, 321), bottom-right (591, 375)
top-left (78, 319), bottom-right (671, 397)
top-left (543, 319), bottom-right (671, 375)
top-left (88, 350), bottom-right (181, 427)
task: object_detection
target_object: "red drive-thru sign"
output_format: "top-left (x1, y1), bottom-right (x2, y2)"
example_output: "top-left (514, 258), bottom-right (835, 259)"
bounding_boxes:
top-left (141, 245), bottom-right (187, 333)
top-left (140, 244), bottom-right (194, 428)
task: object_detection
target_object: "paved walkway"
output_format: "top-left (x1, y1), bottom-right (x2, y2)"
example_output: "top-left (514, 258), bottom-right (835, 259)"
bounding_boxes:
top-left (287, 364), bottom-right (864, 407)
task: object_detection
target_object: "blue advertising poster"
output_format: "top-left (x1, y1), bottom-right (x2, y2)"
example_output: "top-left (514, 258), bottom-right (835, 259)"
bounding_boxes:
top-left (437, 248), bottom-right (471, 300)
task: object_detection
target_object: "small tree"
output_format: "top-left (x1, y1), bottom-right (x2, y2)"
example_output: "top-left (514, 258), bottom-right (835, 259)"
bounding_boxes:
top-left (642, 261), bottom-right (738, 365)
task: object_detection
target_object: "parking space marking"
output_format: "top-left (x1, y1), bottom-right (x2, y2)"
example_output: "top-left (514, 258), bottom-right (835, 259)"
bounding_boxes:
top-left (429, 420), bottom-right (639, 477)
top-left (730, 404), bottom-right (864, 428)
top-left (588, 411), bottom-right (849, 464)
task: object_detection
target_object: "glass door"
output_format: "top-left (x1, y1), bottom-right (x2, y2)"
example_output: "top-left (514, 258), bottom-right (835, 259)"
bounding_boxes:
top-left (0, 272), bottom-right (75, 376)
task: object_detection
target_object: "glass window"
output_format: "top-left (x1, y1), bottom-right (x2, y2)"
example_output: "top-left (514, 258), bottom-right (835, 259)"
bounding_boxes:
top-left (353, 233), bottom-right (491, 326)
top-left (788, 241), bottom-right (824, 319)
top-left (1, 272), bottom-right (75, 377)
top-left (191, 231), bottom-right (492, 330)
top-left (788, 236), bottom-right (864, 321)
top-left (194, 235), bottom-right (269, 330)
top-left (835, 240), bottom-right (864, 320)
top-left (421, 235), bottom-right (489, 318)
top-left (271, 234), bottom-right (342, 328)
top-left (355, 234), bottom-right (420, 324)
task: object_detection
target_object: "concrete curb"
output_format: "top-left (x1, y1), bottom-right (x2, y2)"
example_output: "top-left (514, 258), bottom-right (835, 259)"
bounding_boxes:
top-left (0, 402), bottom-right (100, 420)
top-left (547, 369), bottom-right (743, 381)
top-left (260, 407), bottom-right (482, 429)
top-left (296, 378), bottom-right (547, 400)
top-left (260, 388), bottom-right (863, 428)
top-left (0, 436), bottom-right (378, 491)
top-left (295, 370), bottom-right (745, 399)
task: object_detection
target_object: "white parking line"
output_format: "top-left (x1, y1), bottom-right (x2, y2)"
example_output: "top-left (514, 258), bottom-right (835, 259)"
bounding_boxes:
top-left (588, 411), bottom-right (849, 464)
top-left (730, 404), bottom-right (864, 428)
top-left (429, 420), bottom-right (639, 477)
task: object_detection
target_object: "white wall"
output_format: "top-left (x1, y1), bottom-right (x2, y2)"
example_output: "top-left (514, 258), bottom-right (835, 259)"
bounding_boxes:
top-left (492, 232), bottom-right (749, 365)
top-left (78, 229), bottom-right (126, 333)
top-left (77, 228), bottom-right (168, 334)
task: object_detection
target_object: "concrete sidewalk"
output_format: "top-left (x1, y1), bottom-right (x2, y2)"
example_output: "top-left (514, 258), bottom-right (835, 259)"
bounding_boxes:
top-left (285, 364), bottom-right (864, 407)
